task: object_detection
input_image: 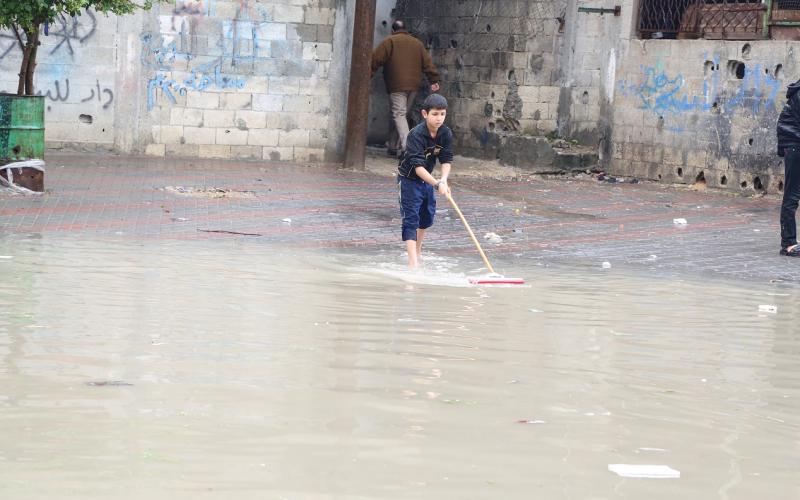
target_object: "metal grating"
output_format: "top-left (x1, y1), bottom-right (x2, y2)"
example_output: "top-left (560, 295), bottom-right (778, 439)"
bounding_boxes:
top-left (638, 0), bottom-right (766, 40)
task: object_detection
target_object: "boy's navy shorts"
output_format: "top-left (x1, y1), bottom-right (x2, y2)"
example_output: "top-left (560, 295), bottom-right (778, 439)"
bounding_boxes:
top-left (398, 175), bottom-right (435, 241)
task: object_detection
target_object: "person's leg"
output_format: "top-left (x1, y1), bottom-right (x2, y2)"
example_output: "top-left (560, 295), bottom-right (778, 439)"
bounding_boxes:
top-left (416, 228), bottom-right (426, 261)
top-left (399, 91), bottom-right (417, 152)
top-left (389, 92), bottom-right (408, 151)
top-left (417, 184), bottom-right (436, 261)
top-left (391, 92), bottom-right (411, 153)
top-left (781, 148), bottom-right (800, 252)
top-left (399, 178), bottom-right (423, 267)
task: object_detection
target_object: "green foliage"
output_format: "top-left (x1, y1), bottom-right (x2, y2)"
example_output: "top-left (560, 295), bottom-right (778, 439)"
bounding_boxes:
top-left (0, 1), bottom-right (156, 33)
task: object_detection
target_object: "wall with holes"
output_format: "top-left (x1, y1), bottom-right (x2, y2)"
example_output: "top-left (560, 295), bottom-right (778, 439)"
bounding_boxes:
top-left (0, 0), bottom-right (354, 161)
top-left (387, 0), bottom-right (570, 159)
top-left (611, 39), bottom-right (790, 192)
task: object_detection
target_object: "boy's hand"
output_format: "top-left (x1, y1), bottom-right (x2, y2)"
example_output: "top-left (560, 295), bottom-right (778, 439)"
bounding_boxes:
top-left (437, 179), bottom-right (450, 196)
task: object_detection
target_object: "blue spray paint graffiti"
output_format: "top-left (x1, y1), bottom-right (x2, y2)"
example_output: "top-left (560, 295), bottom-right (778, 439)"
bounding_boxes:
top-left (142, 0), bottom-right (273, 110)
top-left (618, 56), bottom-right (782, 122)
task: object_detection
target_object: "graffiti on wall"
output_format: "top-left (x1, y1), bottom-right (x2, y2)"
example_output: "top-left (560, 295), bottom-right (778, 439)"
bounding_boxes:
top-left (0, 11), bottom-right (98, 63)
top-left (34, 78), bottom-right (114, 108)
top-left (143, 0), bottom-right (275, 110)
top-left (618, 56), bottom-right (782, 121)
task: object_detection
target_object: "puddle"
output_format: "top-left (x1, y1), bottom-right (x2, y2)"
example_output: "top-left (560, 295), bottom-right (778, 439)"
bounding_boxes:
top-left (0, 234), bottom-right (799, 499)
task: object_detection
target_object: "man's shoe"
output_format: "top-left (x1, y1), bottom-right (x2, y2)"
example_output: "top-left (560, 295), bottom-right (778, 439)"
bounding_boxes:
top-left (780, 245), bottom-right (800, 256)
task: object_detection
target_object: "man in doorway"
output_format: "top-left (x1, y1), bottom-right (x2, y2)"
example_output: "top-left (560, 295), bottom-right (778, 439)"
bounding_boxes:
top-left (371, 20), bottom-right (441, 157)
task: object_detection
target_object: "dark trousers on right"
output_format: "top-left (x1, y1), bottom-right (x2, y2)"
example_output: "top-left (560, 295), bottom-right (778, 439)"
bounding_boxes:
top-left (781, 147), bottom-right (800, 249)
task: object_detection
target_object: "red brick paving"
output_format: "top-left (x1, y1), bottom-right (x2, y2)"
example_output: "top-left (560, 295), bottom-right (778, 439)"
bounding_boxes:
top-left (0, 153), bottom-right (792, 282)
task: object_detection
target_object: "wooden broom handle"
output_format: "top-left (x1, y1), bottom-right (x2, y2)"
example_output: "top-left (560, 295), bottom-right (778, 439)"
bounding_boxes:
top-left (446, 192), bottom-right (496, 274)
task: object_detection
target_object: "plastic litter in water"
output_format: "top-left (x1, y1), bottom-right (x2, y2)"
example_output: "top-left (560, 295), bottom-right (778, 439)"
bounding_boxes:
top-left (282, 218), bottom-right (292, 224)
top-left (517, 419), bottom-right (547, 425)
top-left (602, 261), bottom-right (612, 269)
top-left (608, 464), bottom-right (680, 479)
top-left (483, 232), bottom-right (502, 244)
top-left (673, 218), bottom-right (688, 225)
top-left (758, 305), bottom-right (778, 314)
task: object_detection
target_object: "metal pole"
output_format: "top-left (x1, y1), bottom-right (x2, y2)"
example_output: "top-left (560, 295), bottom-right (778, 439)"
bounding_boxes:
top-left (763, 0), bottom-right (773, 39)
top-left (343, 0), bottom-right (376, 170)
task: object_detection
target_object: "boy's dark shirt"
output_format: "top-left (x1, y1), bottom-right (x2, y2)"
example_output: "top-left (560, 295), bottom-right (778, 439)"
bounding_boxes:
top-left (398, 122), bottom-right (454, 179)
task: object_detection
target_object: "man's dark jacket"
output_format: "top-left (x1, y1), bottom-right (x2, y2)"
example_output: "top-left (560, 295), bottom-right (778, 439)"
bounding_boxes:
top-left (777, 81), bottom-right (800, 156)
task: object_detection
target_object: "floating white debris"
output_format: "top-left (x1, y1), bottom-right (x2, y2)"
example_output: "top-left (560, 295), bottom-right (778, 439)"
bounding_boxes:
top-left (673, 218), bottom-right (688, 225)
top-left (0, 256), bottom-right (12, 259)
top-left (758, 305), bottom-right (777, 314)
top-left (484, 232), bottom-right (502, 244)
top-left (282, 218), bottom-right (292, 224)
top-left (608, 464), bottom-right (680, 479)
top-left (602, 261), bottom-right (612, 269)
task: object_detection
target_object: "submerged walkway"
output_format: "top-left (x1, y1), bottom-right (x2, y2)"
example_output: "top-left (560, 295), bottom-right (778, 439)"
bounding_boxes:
top-left (0, 153), bottom-right (795, 283)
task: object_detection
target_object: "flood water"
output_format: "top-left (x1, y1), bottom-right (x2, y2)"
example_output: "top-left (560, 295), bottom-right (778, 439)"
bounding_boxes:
top-left (1, 234), bottom-right (799, 499)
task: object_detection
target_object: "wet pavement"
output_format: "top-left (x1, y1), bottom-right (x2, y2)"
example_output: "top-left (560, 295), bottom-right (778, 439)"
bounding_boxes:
top-left (2, 154), bottom-right (800, 499)
top-left (0, 153), bottom-right (794, 283)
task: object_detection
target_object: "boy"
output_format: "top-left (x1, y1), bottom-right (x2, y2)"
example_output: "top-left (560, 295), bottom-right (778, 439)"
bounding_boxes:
top-left (397, 94), bottom-right (453, 268)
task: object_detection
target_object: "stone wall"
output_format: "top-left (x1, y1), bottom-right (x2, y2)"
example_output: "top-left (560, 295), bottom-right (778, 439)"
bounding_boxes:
top-left (392, 0), bottom-right (569, 160)
top-left (0, 0), bottom-right (353, 162)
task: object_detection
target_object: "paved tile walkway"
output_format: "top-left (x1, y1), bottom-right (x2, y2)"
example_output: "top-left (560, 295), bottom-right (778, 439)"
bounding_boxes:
top-left (1, 153), bottom-right (796, 283)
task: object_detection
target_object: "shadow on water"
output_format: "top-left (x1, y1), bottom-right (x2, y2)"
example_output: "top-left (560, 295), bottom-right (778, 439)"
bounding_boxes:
top-left (1, 234), bottom-right (799, 499)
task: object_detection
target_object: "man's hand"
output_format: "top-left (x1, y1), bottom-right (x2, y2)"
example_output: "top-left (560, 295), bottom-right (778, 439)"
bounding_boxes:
top-left (430, 82), bottom-right (440, 92)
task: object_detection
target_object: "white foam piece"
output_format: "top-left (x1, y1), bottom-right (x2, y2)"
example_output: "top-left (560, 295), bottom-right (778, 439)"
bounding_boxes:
top-left (608, 464), bottom-right (680, 479)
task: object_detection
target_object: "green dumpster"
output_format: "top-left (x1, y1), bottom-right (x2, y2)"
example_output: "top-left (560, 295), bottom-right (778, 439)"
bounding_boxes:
top-left (0, 94), bottom-right (45, 162)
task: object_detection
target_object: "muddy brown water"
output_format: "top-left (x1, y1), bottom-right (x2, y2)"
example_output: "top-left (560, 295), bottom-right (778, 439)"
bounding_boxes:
top-left (1, 235), bottom-right (799, 499)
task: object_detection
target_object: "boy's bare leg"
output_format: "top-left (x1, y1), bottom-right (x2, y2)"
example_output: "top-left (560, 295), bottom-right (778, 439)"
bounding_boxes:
top-left (405, 239), bottom-right (419, 268)
top-left (416, 228), bottom-right (426, 263)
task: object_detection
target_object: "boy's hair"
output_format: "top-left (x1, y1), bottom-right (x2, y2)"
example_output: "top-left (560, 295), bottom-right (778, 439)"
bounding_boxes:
top-left (422, 93), bottom-right (448, 111)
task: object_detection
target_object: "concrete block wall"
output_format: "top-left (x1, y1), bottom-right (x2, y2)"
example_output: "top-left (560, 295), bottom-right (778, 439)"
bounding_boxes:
top-left (610, 39), bottom-right (791, 193)
top-left (0, 10), bottom-right (122, 152)
top-left (393, 0), bottom-right (569, 158)
top-left (0, 0), bottom-right (352, 162)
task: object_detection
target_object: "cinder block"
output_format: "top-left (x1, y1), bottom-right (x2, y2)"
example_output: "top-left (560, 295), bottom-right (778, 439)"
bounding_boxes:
top-left (262, 146), bottom-right (294, 161)
top-left (279, 129), bottom-right (310, 147)
top-left (302, 42), bottom-right (332, 61)
top-left (257, 23), bottom-right (287, 41)
top-left (230, 145), bottom-right (262, 160)
top-left (253, 94), bottom-right (284, 111)
top-left (183, 126), bottom-right (216, 145)
top-left (269, 76), bottom-right (300, 95)
top-left (187, 92), bottom-right (220, 109)
top-left (198, 144), bottom-right (231, 159)
top-left (294, 147), bottom-right (325, 162)
top-left (235, 110), bottom-right (268, 129)
top-left (145, 143), bottom-right (166, 156)
top-left (283, 95), bottom-right (314, 112)
top-left (160, 125), bottom-right (184, 145)
top-left (248, 129), bottom-right (280, 146)
top-left (220, 93), bottom-right (253, 110)
top-left (166, 144), bottom-right (199, 157)
top-left (272, 5), bottom-right (304, 23)
top-left (216, 128), bottom-right (249, 145)
top-left (309, 129), bottom-right (328, 148)
top-left (203, 109), bottom-right (235, 128)
top-left (170, 108), bottom-right (204, 127)
top-left (305, 7), bottom-right (335, 25)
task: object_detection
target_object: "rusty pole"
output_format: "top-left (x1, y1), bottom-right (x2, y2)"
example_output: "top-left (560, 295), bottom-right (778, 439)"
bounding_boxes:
top-left (343, 0), bottom-right (376, 169)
